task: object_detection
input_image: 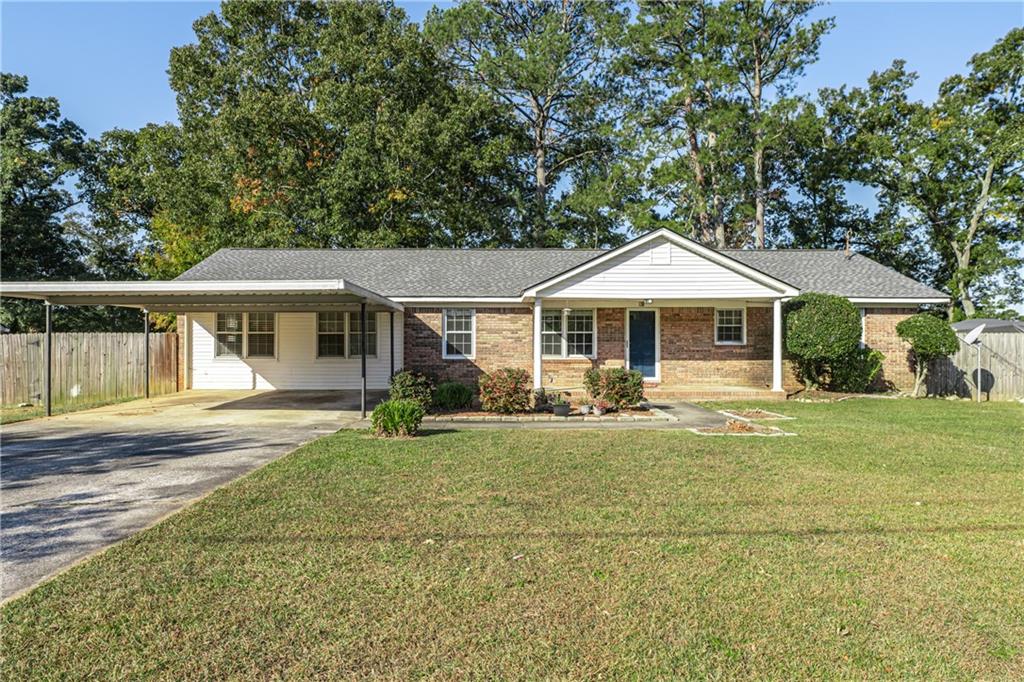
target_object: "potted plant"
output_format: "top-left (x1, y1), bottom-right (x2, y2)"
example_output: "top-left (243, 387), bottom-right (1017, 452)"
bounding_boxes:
top-left (552, 395), bottom-right (571, 417)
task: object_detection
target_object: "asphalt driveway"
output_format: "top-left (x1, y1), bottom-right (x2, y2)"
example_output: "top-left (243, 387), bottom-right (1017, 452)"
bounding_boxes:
top-left (1, 390), bottom-right (382, 601)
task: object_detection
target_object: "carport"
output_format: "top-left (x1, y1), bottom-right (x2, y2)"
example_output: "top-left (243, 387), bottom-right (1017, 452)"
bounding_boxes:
top-left (0, 280), bottom-right (404, 418)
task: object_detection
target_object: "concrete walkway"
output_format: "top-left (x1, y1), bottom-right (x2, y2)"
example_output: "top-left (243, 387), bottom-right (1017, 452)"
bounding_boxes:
top-left (0, 390), bottom-right (381, 601)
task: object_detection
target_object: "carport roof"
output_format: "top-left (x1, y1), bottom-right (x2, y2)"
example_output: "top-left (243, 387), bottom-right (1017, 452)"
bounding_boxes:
top-left (0, 279), bottom-right (404, 312)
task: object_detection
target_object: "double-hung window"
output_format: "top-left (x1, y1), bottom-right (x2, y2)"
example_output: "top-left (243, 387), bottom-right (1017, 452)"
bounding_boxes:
top-left (442, 309), bottom-right (475, 359)
top-left (317, 312), bottom-right (346, 358)
top-left (542, 309), bottom-right (595, 358)
top-left (316, 312), bottom-right (377, 358)
top-left (349, 312), bottom-right (377, 358)
top-left (215, 312), bottom-right (275, 358)
top-left (215, 312), bottom-right (244, 358)
top-left (715, 308), bottom-right (745, 345)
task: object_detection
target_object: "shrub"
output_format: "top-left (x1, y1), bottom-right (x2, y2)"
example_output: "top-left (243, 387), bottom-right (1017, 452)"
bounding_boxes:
top-left (784, 292), bottom-right (862, 390)
top-left (478, 368), bottom-right (532, 413)
top-left (388, 370), bottom-right (434, 409)
top-left (433, 381), bottom-right (474, 411)
top-left (583, 367), bottom-right (645, 410)
top-left (829, 347), bottom-right (886, 393)
top-left (896, 313), bottom-right (959, 397)
top-left (371, 399), bottom-right (424, 437)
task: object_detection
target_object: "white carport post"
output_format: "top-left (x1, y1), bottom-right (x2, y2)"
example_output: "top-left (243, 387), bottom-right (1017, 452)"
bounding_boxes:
top-left (772, 298), bottom-right (783, 393)
top-left (360, 301), bottom-right (368, 419)
top-left (533, 297), bottom-right (543, 390)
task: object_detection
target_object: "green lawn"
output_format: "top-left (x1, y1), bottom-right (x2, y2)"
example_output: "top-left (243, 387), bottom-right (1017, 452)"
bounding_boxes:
top-left (3, 400), bottom-right (1022, 679)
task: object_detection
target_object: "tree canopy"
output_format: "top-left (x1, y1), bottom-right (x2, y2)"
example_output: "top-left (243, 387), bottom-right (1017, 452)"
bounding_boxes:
top-left (2, 1), bottom-right (1022, 331)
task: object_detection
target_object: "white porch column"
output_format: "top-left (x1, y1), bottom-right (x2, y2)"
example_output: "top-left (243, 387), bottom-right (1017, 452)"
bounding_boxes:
top-left (772, 298), bottom-right (783, 392)
top-left (533, 298), bottom-right (543, 389)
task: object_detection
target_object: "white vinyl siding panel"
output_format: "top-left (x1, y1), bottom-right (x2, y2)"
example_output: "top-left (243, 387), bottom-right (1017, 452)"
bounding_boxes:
top-left (538, 237), bottom-right (779, 299)
top-left (190, 311), bottom-right (402, 390)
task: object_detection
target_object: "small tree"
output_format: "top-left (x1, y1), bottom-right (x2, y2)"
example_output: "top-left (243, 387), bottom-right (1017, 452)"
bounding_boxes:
top-left (896, 314), bottom-right (960, 397)
top-left (784, 292), bottom-right (862, 390)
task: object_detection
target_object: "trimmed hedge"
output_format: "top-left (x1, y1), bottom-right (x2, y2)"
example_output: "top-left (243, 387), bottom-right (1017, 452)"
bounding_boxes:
top-left (784, 292), bottom-right (862, 390)
top-left (896, 313), bottom-right (959, 396)
top-left (478, 368), bottom-right (532, 413)
top-left (388, 370), bottom-right (434, 409)
top-left (371, 399), bottom-right (424, 437)
top-left (433, 381), bottom-right (475, 411)
top-left (583, 367), bottom-right (645, 410)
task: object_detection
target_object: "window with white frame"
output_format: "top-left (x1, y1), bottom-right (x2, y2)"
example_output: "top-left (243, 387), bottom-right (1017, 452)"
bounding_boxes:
top-left (542, 309), bottom-right (595, 358)
top-left (442, 309), bottom-right (474, 358)
top-left (215, 312), bottom-right (244, 357)
top-left (247, 312), bottom-right (276, 357)
top-left (349, 312), bottom-right (377, 358)
top-left (715, 308), bottom-right (745, 345)
top-left (316, 312), bottom-right (377, 358)
top-left (317, 311), bottom-right (345, 357)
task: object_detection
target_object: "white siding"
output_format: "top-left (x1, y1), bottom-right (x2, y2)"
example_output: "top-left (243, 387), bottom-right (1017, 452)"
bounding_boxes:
top-left (190, 311), bottom-right (402, 390)
top-left (538, 237), bottom-right (779, 299)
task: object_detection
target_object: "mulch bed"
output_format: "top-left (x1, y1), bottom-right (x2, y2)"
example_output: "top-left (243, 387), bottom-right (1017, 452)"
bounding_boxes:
top-left (722, 408), bottom-right (791, 420)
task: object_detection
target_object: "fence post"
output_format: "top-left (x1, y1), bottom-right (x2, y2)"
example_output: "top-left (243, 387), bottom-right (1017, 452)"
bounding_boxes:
top-left (143, 309), bottom-right (150, 399)
top-left (44, 302), bottom-right (52, 416)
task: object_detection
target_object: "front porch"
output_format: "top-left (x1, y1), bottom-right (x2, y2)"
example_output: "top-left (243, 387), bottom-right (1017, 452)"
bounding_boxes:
top-left (530, 301), bottom-right (788, 398)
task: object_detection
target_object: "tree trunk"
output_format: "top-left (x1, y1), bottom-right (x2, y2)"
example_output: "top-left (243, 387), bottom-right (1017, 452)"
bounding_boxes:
top-left (534, 143), bottom-right (548, 246)
top-left (752, 56), bottom-right (765, 249)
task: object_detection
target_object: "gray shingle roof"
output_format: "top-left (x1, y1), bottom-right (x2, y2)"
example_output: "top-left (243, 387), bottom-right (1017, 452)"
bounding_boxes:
top-left (176, 244), bottom-right (946, 300)
top-left (721, 250), bottom-right (947, 299)
top-left (175, 248), bottom-right (603, 297)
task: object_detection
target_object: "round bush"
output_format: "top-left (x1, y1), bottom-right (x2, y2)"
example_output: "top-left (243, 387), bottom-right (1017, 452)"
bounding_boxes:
top-left (829, 347), bottom-right (885, 393)
top-left (784, 292), bottom-right (862, 389)
top-left (371, 399), bottom-right (424, 437)
top-left (388, 370), bottom-right (434, 409)
top-left (896, 313), bottom-right (959, 396)
top-left (433, 381), bottom-right (475, 411)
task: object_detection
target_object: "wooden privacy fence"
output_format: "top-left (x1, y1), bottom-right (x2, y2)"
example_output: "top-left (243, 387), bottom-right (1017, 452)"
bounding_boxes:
top-left (0, 333), bottom-right (177, 408)
top-left (927, 332), bottom-right (1024, 401)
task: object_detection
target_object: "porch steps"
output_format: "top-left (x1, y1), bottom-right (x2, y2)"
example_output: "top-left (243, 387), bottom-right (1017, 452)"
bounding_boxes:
top-left (642, 386), bottom-right (786, 401)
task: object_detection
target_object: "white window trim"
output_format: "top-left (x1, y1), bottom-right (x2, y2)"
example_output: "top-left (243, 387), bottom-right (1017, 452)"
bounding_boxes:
top-left (541, 308), bottom-right (597, 359)
top-left (714, 307), bottom-right (746, 346)
top-left (314, 311), bottom-right (378, 360)
top-left (214, 312), bottom-right (278, 361)
top-left (441, 308), bottom-right (476, 360)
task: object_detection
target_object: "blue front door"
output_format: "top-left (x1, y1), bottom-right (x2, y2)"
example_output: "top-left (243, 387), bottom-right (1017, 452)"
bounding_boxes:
top-left (628, 310), bottom-right (657, 379)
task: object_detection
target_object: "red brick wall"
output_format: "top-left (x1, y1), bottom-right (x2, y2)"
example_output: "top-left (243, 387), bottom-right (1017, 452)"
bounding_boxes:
top-left (863, 308), bottom-right (916, 391)
top-left (402, 304), bottom-right (913, 391)
top-left (404, 307), bottom-right (532, 384)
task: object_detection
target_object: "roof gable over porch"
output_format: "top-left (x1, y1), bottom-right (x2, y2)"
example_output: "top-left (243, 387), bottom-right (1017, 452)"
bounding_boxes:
top-left (526, 229), bottom-right (799, 300)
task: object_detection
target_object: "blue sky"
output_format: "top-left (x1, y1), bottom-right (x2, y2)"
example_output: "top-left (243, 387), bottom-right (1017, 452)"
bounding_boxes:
top-left (2, 1), bottom-right (1020, 138)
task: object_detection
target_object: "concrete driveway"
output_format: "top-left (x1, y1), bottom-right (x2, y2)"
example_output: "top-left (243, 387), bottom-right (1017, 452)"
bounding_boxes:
top-left (0, 390), bottom-right (382, 601)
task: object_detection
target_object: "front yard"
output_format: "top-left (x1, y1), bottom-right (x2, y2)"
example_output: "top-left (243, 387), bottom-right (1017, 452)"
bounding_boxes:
top-left (2, 399), bottom-right (1022, 678)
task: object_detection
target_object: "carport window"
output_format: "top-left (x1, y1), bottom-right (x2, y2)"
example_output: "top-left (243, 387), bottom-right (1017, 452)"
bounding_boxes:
top-left (247, 312), bottom-right (276, 357)
top-left (349, 312), bottom-right (377, 358)
top-left (317, 312), bottom-right (345, 357)
top-left (215, 312), bottom-right (243, 357)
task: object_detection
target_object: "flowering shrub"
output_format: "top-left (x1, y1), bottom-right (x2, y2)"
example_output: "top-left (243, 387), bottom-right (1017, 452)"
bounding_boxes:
top-left (583, 367), bottom-right (645, 410)
top-left (478, 368), bottom-right (532, 413)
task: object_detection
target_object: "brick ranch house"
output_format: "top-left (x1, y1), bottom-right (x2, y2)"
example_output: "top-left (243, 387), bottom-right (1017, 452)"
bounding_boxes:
top-left (2, 229), bottom-right (947, 407)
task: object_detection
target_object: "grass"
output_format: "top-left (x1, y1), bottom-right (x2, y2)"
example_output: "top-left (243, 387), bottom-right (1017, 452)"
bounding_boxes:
top-left (0, 396), bottom-right (139, 424)
top-left (3, 399), bottom-right (1023, 679)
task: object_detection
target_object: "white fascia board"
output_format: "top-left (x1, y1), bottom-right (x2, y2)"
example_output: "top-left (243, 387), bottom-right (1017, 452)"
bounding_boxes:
top-left (0, 279), bottom-right (403, 310)
top-left (522, 228), bottom-right (800, 297)
top-left (848, 297), bottom-right (949, 305)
